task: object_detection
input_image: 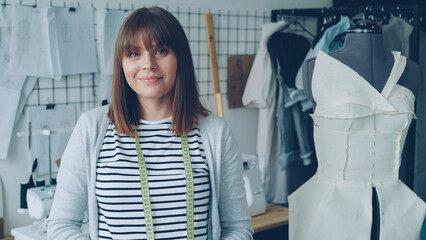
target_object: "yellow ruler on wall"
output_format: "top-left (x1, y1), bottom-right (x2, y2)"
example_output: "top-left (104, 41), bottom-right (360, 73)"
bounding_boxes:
top-left (205, 13), bottom-right (224, 118)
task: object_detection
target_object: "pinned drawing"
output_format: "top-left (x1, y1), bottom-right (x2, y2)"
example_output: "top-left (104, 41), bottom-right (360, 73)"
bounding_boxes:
top-left (97, 9), bottom-right (131, 104)
top-left (10, 6), bottom-right (98, 79)
top-left (10, 5), bottom-right (60, 79)
top-left (98, 9), bottom-right (131, 75)
top-left (27, 105), bottom-right (77, 175)
top-left (0, 48), bottom-right (26, 159)
top-left (54, 8), bottom-right (98, 76)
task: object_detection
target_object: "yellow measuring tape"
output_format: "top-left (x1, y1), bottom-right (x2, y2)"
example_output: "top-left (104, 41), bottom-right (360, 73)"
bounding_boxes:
top-left (181, 134), bottom-right (195, 240)
top-left (134, 129), bottom-right (194, 240)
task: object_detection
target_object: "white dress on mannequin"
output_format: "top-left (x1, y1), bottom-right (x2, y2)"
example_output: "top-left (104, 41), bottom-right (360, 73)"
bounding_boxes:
top-left (289, 50), bottom-right (426, 240)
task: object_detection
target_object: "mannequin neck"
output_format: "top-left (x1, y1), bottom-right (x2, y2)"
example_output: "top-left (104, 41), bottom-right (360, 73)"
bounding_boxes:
top-left (342, 32), bottom-right (387, 56)
top-left (329, 32), bottom-right (394, 91)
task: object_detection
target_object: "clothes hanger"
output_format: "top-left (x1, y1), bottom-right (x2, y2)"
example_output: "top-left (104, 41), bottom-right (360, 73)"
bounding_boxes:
top-left (278, 12), bottom-right (316, 39)
top-left (289, 20), bottom-right (316, 38)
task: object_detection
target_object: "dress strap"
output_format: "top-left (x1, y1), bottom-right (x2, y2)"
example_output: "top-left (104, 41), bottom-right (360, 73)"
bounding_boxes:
top-left (381, 51), bottom-right (407, 99)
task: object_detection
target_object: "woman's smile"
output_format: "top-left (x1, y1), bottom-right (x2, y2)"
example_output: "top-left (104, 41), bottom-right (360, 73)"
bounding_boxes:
top-left (138, 75), bottom-right (163, 83)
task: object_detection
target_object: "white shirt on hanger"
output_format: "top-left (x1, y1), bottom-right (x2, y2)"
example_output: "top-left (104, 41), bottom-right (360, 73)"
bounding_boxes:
top-left (242, 21), bottom-right (289, 204)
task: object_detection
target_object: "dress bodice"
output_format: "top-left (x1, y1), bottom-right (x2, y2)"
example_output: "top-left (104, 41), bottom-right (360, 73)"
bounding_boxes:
top-left (289, 50), bottom-right (425, 240)
top-left (310, 50), bottom-right (415, 184)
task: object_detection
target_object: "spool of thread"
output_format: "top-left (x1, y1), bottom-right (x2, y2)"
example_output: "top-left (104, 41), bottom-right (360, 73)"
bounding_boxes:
top-left (20, 182), bottom-right (29, 209)
top-left (36, 178), bottom-right (45, 187)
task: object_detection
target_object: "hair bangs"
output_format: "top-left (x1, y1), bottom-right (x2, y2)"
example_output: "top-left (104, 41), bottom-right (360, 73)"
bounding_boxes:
top-left (118, 11), bottom-right (173, 61)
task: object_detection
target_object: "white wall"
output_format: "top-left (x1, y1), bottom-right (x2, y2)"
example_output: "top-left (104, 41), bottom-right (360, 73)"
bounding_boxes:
top-left (0, 0), bottom-right (332, 237)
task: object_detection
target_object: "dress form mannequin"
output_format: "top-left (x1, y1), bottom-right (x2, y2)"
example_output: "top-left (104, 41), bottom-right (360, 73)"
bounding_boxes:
top-left (302, 20), bottom-right (423, 240)
top-left (303, 21), bottom-right (421, 108)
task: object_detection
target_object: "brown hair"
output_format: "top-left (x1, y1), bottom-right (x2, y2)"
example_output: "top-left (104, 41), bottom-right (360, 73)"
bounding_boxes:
top-left (108, 6), bottom-right (209, 137)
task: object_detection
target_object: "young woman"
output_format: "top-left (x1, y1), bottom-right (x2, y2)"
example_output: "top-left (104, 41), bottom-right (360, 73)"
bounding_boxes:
top-left (47, 6), bottom-right (253, 240)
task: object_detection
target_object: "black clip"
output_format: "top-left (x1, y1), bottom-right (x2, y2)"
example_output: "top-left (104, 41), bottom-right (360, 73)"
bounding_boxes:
top-left (69, 7), bottom-right (76, 12)
top-left (46, 103), bottom-right (55, 110)
top-left (101, 99), bottom-right (109, 106)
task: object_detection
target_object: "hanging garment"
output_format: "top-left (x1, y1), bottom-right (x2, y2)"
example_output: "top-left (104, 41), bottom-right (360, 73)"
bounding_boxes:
top-left (289, 50), bottom-right (426, 240)
top-left (414, 30), bottom-right (426, 202)
top-left (243, 21), bottom-right (316, 204)
top-left (242, 21), bottom-right (288, 204)
top-left (382, 14), bottom-right (413, 58)
top-left (268, 31), bottom-right (316, 197)
top-left (268, 32), bottom-right (313, 169)
top-left (295, 17), bottom-right (355, 90)
top-left (242, 21), bottom-right (286, 108)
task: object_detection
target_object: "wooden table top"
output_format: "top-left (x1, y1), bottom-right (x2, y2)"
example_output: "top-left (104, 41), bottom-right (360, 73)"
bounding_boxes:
top-left (251, 203), bottom-right (289, 233)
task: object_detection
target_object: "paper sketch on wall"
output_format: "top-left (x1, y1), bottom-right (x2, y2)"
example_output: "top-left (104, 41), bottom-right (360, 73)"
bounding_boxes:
top-left (0, 49), bottom-right (26, 159)
top-left (54, 8), bottom-right (98, 76)
top-left (10, 6), bottom-right (98, 80)
top-left (10, 5), bottom-right (61, 79)
top-left (97, 9), bottom-right (131, 104)
top-left (28, 105), bottom-right (76, 176)
top-left (98, 9), bottom-right (131, 75)
top-left (0, 7), bottom-right (30, 160)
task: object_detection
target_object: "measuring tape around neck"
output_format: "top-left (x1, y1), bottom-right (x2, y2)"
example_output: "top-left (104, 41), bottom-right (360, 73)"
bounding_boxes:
top-left (134, 129), bottom-right (194, 240)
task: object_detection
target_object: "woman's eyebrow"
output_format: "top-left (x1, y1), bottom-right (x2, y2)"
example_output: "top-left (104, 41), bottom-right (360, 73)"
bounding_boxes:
top-left (128, 45), bottom-right (142, 50)
top-left (150, 43), bottom-right (164, 49)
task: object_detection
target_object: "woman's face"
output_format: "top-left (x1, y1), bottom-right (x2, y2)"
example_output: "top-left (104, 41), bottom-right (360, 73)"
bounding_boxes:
top-left (122, 38), bottom-right (177, 105)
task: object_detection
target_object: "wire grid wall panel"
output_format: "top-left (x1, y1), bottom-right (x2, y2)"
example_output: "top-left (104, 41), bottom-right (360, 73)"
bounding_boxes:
top-left (186, 8), bottom-right (270, 101)
top-left (3, 0), bottom-right (271, 113)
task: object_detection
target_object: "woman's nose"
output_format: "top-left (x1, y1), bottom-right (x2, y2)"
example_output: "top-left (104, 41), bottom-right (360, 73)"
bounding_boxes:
top-left (142, 54), bottom-right (157, 70)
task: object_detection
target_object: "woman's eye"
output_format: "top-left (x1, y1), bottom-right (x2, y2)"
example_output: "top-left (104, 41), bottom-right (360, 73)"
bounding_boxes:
top-left (128, 51), bottom-right (139, 57)
top-left (155, 48), bottom-right (169, 55)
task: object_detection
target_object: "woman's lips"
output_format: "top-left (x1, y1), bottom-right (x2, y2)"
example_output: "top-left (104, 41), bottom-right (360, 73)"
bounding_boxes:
top-left (139, 76), bottom-right (163, 82)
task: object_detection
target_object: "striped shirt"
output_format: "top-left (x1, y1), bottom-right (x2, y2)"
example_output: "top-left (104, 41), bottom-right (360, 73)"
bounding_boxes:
top-left (96, 117), bottom-right (210, 240)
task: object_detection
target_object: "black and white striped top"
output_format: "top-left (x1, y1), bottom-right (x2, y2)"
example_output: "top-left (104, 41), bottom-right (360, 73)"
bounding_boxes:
top-left (96, 117), bottom-right (210, 240)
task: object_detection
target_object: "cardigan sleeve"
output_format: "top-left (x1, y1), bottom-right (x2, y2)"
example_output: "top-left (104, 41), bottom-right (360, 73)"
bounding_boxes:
top-left (47, 113), bottom-right (91, 240)
top-left (218, 123), bottom-right (254, 240)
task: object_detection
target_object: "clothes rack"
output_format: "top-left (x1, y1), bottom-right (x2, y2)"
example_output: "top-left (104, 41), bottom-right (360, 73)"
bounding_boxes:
top-left (271, 4), bottom-right (421, 62)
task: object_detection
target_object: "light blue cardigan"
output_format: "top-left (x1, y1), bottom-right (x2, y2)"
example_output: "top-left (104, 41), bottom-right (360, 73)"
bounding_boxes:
top-left (47, 106), bottom-right (254, 240)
